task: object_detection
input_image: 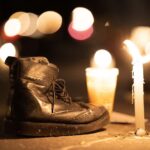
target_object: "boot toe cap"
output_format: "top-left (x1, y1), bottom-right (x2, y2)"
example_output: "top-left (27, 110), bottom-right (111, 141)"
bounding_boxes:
top-left (73, 103), bottom-right (110, 123)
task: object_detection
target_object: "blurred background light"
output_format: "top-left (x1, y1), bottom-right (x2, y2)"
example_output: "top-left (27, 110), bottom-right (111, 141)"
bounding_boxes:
top-left (0, 43), bottom-right (17, 62)
top-left (37, 11), bottom-right (62, 34)
top-left (20, 13), bottom-right (38, 37)
top-left (4, 19), bottom-right (21, 37)
top-left (68, 23), bottom-right (93, 40)
top-left (72, 7), bottom-right (94, 31)
top-left (9, 11), bottom-right (31, 36)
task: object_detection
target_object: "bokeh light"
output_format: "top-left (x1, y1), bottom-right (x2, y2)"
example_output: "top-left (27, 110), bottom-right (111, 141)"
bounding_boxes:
top-left (0, 43), bottom-right (17, 62)
top-left (4, 19), bottom-right (21, 37)
top-left (93, 49), bottom-right (112, 68)
top-left (37, 11), bottom-right (62, 34)
top-left (68, 23), bottom-right (93, 40)
top-left (21, 13), bottom-right (38, 36)
top-left (9, 11), bottom-right (31, 35)
top-left (72, 7), bottom-right (94, 31)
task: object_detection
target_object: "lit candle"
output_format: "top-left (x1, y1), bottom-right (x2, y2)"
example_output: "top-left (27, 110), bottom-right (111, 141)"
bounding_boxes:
top-left (124, 40), bottom-right (145, 132)
top-left (85, 49), bottom-right (119, 115)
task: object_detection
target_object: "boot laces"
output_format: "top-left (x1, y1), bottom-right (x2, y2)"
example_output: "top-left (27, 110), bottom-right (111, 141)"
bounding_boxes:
top-left (47, 79), bottom-right (72, 113)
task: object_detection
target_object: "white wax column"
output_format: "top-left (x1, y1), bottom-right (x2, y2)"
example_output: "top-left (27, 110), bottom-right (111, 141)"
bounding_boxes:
top-left (132, 59), bottom-right (145, 130)
top-left (124, 40), bottom-right (145, 131)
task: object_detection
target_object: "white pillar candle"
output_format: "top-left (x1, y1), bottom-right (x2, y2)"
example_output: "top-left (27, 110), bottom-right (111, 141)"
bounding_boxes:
top-left (124, 40), bottom-right (145, 130)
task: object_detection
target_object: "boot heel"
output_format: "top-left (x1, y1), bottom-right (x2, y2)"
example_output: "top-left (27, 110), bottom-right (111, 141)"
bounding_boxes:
top-left (4, 119), bottom-right (18, 136)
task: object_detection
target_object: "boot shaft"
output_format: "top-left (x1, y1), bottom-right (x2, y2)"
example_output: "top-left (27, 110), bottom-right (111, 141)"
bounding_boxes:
top-left (5, 56), bottom-right (59, 120)
top-left (6, 57), bottom-right (59, 86)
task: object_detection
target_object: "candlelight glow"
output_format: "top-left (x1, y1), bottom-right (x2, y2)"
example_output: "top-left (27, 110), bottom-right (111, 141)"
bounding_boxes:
top-left (72, 7), bottom-right (94, 31)
top-left (37, 11), bottom-right (62, 34)
top-left (0, 43), bottom-right (17, 62)
top-left (123, 40), bottom-right (141, 60)
top-left (93, 49), bottom-right (112, 68)
top-left (131, 27), bottom-right (150, 50)
top-left (4, 19), bottom-right (21, 37)
top-left (124, 39), bottom-right (150, 64)
top-left (130, 27), bottom-right (150, 63)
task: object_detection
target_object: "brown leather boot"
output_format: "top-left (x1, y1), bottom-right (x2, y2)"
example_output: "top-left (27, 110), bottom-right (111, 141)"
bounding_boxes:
top-left (5, 56), bottom-right (109, 137)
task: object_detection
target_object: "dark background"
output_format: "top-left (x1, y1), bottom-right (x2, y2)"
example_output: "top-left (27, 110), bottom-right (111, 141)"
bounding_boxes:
top-left (0, 0), bottom-right (150, 133)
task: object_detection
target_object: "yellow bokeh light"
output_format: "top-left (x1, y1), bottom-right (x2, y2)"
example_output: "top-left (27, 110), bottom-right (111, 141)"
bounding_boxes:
top-left (9, 11), bottom-right (30, 35)
top-left (37, 11), bottom-right (62, 34)
top-left (10, 11), bottom-right (25, 19)
top-left (21, 13), bottom-right (38, 36)
top-left (93, 49), bottom-right (112, 69)
top-left (0, 43), bottom-right (17, 62)
top-left (4, 19), bottom-right (21, 37)
top-left (72, 7), bottom-right (94, 31)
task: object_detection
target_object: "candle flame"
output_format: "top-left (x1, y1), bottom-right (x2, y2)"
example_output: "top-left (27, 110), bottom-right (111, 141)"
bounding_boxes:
top-left (92, 49), bottom-right (112, 68)
top-left (123, 40), bottom-right (141, 59)
top-left (131, 26), bottom-right (150, 51)
top-left (124, 39), bottom-right (150, 64)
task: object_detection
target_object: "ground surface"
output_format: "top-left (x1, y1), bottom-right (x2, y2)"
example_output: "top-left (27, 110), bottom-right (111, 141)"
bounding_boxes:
top-left (0, 112), bottom-right (150, 150)
top-left (0, 63), bottom-right (150, 150)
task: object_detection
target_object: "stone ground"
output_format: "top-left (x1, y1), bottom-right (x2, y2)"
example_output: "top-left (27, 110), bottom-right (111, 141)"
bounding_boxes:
top-left (0, 112), bottom-right (150, 150)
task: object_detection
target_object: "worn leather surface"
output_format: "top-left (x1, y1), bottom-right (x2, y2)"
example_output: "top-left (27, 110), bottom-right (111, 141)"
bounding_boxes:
top-left (6, 56), bottom-right (109, 124)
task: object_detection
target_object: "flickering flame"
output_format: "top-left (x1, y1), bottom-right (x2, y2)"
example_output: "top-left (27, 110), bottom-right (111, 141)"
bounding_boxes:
top-left (4, 19), bottom-right (21, 37)
top-left (124, 39), bottom-right (150, 64)
top-left (72, 7), bottom-right (94, 31)
top-left (0, 43), bottom-right (17, 62)
top-left (93, 49), bottom-right (112, 69)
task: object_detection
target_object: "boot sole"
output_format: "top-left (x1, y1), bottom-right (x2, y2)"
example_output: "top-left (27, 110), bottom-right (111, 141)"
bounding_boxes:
top-left (4, 112), bottom-right (109, 137)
